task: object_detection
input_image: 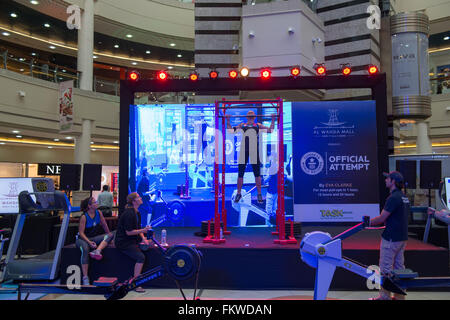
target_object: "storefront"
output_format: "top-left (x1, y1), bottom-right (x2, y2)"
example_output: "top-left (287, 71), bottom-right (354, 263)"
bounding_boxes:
top-left (0, 162), bottom-right (119, 205)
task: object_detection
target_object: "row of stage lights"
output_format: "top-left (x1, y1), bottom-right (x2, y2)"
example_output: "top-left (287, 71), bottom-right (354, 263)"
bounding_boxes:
top-left (128, 64), bottom-right (379, 81)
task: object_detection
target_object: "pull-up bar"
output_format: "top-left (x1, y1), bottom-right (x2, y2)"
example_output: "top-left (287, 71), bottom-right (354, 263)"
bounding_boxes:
top-left (205, 97), bottom-right (290, 245)
top-left (217, 114), bottom-right (279, 118)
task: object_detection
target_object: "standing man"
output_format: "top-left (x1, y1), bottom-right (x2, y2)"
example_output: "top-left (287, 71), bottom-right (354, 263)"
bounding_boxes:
top-left (370, 171), bottom-right (410, 300)
top-left (97, 185), bottom-right (114, 217)
top-left (136, 167), bottom-right (151, 227)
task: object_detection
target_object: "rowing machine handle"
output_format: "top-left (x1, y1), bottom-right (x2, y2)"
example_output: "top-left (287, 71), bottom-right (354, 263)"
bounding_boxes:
top-left (363, 216), bottom-right (371, 228)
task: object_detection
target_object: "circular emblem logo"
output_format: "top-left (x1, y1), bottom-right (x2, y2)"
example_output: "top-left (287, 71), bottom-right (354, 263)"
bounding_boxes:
top-left (177, 259), bottom-right (186, 268)
top-left (300, 152), bottom-right (324, 175)
top-left (36, 181), bottom-right (48, 192)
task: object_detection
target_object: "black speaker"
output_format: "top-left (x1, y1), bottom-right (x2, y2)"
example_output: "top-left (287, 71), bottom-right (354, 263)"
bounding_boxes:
top-left (420, 160), bottom-right (442, 190)
top-left (59, 164), bottom-right (81, 191)
top-left (396, 160), bottom-right (417, 189)
top-left (82, 164), bottom-right (102, 191)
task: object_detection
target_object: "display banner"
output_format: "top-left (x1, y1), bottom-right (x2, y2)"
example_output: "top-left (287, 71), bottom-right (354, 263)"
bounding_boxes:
top-left (59, 80), bottom-right (74, 133)
top-left (391, 33), bottom-right (429, 97)
top-left (292, 101), bottom-right (380, 222)
top-left (0, 178), bottom-right (34, 214)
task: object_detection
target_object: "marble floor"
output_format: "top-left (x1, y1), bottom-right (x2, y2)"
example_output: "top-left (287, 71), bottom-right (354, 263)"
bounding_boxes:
top-left (38, 288), bottom-right (450, 300)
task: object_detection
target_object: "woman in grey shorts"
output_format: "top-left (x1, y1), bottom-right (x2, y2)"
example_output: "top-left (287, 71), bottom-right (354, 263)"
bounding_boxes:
top-left (75, 197), bottom-right (115, 285)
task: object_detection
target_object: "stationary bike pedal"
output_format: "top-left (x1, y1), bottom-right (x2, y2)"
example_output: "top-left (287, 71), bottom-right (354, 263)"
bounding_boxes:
top-left (391, 269), bottom-right (418, 279)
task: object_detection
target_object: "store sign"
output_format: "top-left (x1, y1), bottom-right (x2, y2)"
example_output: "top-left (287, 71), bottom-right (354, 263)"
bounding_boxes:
top-left (38, 163), bottom-right (62, 176)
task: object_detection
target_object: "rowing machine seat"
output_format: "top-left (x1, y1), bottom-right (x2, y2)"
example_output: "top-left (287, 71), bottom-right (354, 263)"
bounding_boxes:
top-left (390, 269), bottom-right (419, 279)
top-left (0, 228), bottom-right (11, 237)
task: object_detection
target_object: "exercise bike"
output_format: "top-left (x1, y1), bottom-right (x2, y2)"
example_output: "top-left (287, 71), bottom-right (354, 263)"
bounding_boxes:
top-left (300, 216), bottom-right (450, 300)
top-left (17, 229), bottom-right (202, 300)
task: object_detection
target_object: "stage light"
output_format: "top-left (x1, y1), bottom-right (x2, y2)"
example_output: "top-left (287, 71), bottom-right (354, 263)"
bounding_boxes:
top-left (189, 72), bottom-right (199, 81)
top-left (128, 71), bottom-right (140, 81)
top-left (314, 63), bottom-right (326, 76)
top-left (240, 67), bottom-right (250, 77)
top-left (341, 64), bottom-right (352, 76)
top-left (157, 70), bottom-right (168, 81)
top-left (368, 65), bottom-right (379, 75)
top-left (209, 70), bottom-right (219, 79)
top-left (229, 70), bottom-right (238, 79)
top-left (290, 66), bottom-right (301, 77)
top-left (261, 68), bottom-right (271, 79)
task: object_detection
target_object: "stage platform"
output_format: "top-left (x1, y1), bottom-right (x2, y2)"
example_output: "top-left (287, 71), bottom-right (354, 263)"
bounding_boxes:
top-left (59, 226), bottom-right (449, 291)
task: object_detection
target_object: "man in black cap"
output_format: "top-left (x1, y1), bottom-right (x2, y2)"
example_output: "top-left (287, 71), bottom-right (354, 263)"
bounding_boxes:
top-left (369, 171), bottom-right (410, 300)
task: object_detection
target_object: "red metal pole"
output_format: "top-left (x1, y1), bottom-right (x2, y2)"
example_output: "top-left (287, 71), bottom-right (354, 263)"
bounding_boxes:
top-left (212, 100), bottom-right (225, 244)
top-left (274, 98), bottom-right (288, 244)
top-left (222, 105), bottom-right (230, 235)
top-left (203, 219), bottom-right (212, 243)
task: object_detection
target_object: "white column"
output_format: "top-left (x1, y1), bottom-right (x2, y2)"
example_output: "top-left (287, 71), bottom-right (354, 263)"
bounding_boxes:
top-left (77, 0), bottom-right (94, 91)
top-left (75, 119), bottom-right (93, 165)
top-left (416, 121), bottom-right (432, 154)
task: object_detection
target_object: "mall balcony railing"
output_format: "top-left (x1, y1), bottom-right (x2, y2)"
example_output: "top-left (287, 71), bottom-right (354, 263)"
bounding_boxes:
top-left (0, 51), bottom-right (120, 97)
top-left (176, 0), bottom-right (318, 11)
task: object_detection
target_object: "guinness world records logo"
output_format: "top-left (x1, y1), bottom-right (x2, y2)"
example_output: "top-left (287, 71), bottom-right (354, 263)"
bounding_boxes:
top-left (301, 152), bottom-right (324, 175)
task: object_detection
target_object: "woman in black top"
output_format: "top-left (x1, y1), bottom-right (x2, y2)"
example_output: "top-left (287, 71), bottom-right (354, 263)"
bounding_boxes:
top-left (226, 111), bottom-right (275, 203)
top-left (115, 192), bottom-right (152, 292)
top-left (76, 197), bottom-right (115, 285)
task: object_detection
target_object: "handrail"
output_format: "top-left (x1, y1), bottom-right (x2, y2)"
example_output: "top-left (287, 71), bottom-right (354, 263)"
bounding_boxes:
top-left (0, 51), bottom-right (120, 96)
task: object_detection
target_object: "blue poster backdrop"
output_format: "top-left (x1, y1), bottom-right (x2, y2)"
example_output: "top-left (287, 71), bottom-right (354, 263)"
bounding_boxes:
top-left (292, 101), bottom-right (380, 222)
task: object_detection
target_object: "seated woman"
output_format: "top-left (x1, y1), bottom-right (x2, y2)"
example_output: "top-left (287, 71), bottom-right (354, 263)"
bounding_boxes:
top-left (75, 197), bottom-right (115, 285)
top-left (115, 192), bottom-right (152, 293)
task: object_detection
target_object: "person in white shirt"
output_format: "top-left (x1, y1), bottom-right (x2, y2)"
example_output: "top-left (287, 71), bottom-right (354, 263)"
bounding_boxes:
top-left (97, 185), bottom-right (114, 217)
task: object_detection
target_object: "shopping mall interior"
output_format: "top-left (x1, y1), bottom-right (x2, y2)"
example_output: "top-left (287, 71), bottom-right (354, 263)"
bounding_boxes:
top-left (0, 0), bottom-right (449, 303)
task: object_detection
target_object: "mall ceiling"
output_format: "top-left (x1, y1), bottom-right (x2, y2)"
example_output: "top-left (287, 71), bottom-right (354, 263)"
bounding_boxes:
top-left (0, 0), bottom-right (195, 71)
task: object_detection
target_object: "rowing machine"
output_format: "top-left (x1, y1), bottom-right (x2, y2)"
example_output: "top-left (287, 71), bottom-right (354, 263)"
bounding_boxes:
top-left (300, 216), bottom-right (450, 300)
top-left (231, 187), bottom-right (271, 226)
top-left (18, 229), bottom-right (202, 300)
top-left (189, 161), bottom-right (213, 189)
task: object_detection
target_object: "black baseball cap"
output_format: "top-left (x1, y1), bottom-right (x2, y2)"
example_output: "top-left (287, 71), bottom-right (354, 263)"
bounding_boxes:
top-left (383, 171), bottom-right (404, 183)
